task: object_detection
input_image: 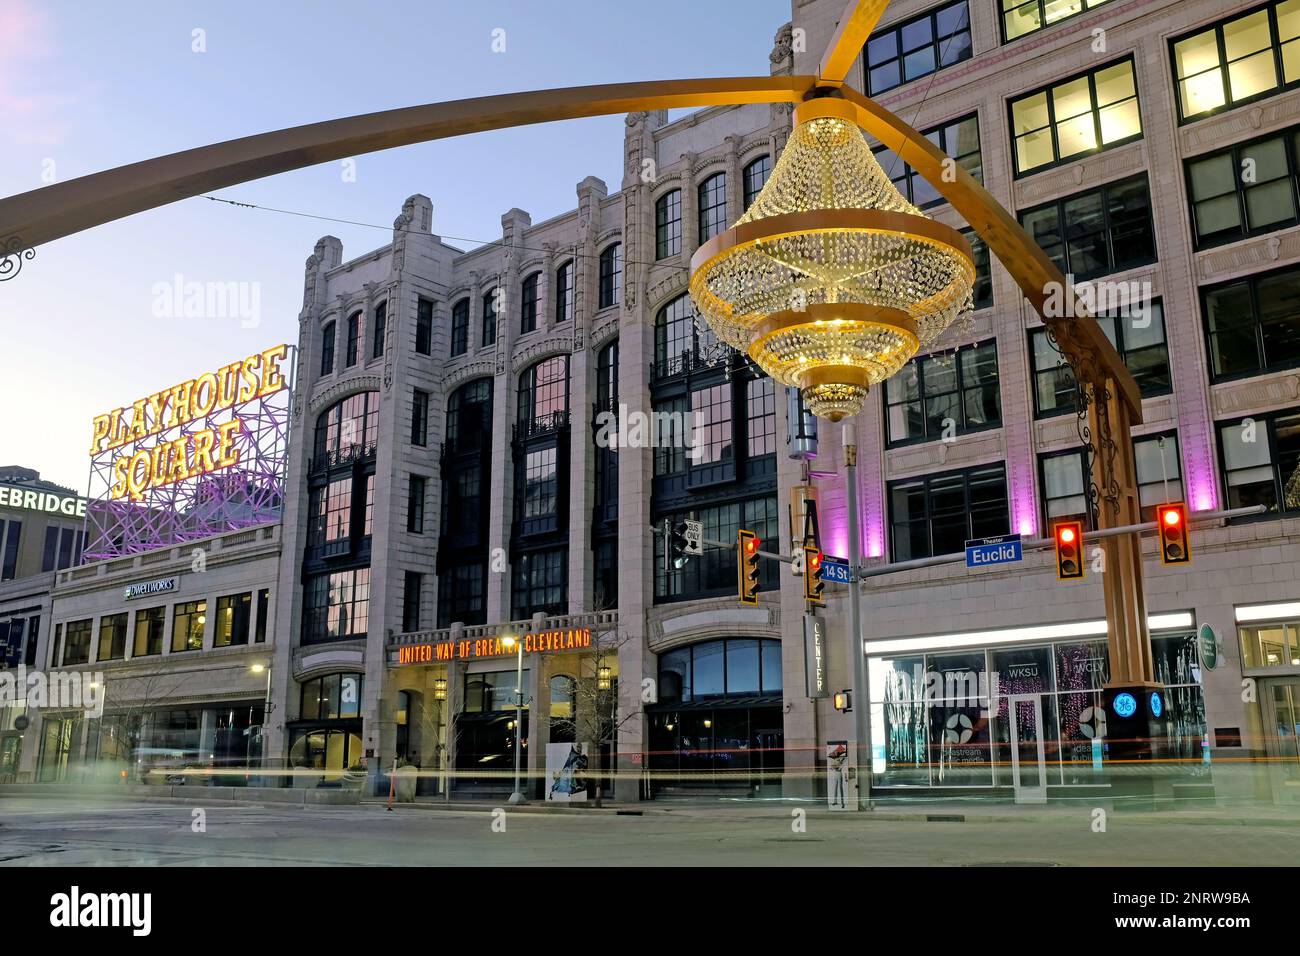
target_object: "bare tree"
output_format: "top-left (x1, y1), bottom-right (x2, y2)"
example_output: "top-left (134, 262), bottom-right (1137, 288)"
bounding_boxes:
top-left (548, 622), bottom-right (641, 808)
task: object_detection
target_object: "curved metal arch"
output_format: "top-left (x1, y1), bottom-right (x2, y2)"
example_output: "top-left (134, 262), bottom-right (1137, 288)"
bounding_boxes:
top-left (0, 76), bottom-right (813, 250)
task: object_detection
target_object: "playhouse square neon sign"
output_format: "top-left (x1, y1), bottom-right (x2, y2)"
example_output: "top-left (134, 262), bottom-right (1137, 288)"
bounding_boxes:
top-left (397, 628), bottom-right (593, 665)
top-left (88, 345), bottom-right (289, 501)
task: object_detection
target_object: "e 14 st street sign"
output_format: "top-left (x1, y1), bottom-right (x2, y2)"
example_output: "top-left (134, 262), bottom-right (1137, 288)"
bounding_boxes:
top-left (965, 534), bottom-right (1022, 570)
top-left (820, 556), bottom-right (854, 584)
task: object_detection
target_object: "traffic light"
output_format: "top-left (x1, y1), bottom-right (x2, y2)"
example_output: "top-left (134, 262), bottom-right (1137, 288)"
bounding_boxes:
top-left (1156, 503), bottom-right (1191, 566)
top-left (738, 529), bottom-right (761, 605)
top-left (803, 545), bottom-right (825, 606)
top-left (1053, 520), bottom-right (1084, 580)
top-left (667, 519), bottom-right (691, 570)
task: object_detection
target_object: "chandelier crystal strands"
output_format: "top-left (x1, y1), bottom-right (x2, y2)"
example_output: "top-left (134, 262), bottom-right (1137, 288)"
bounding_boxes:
top-left (689, 98), bottom-right (977, 421)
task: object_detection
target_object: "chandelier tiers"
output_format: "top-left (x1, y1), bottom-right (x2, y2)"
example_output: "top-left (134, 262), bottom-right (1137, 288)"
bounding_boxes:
top-left (689, 98), bottom-right (976, 421)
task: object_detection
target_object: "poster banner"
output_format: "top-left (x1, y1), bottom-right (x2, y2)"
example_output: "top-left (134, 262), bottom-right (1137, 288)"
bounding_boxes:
top-left (826, 740), bottom-right (856, 811)
top-left (546, 741), bottom-right (589, 802)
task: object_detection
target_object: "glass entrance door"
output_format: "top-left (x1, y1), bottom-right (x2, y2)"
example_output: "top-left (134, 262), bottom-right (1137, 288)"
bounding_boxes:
top-left (1263, 680), bottom-right (1300, 790)
top-left (1009, 694), bottom-right (1047, 804)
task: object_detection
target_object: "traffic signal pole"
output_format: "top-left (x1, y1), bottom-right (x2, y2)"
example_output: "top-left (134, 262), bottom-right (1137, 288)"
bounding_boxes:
top-left (842, 423), bottom-right (873, 811)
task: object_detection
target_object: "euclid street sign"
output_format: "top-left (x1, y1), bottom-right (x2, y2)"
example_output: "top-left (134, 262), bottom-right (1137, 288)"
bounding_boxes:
top-left (965, 533), bottom-right (1022, 569)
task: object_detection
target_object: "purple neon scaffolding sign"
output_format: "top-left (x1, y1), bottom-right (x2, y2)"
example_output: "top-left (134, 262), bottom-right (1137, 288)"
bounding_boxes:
top-left (83, 347), bottom-right (296, 560)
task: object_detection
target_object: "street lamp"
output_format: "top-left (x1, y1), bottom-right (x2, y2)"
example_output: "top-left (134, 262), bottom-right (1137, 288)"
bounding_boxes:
top-left (250, 663), bottom-right (273, 776)
top-left (500, 635), bottom-right (526, 805)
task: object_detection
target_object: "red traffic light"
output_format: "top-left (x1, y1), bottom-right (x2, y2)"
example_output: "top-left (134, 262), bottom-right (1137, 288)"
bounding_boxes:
top-left (1053, 520), bottom-right (1084, 581)
top-left (1156, 503), bottom-right (1191, 566)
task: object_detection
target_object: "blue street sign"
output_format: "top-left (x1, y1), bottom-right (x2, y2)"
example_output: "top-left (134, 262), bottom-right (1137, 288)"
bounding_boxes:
top-left (964, 533), bottom-right (1023, 569)
top-left (820, 556), bottom-right (854, 584)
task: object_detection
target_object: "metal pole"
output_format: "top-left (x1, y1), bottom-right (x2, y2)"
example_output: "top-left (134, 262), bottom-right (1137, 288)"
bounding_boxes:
top-left (508, 642), bottom-right (526, 805)
top-left (842, 423), bottom-right (873, 811)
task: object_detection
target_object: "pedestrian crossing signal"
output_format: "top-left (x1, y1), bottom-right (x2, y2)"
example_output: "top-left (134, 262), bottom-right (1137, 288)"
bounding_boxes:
top-left (1054, 521), bottom-right (1084, 580)
top-left (803, 545), bottom-right (825, 606)
top-left (738, 529), bottom-right (761, 605)
top-left (1156, 503), bottom-right (1191, 566)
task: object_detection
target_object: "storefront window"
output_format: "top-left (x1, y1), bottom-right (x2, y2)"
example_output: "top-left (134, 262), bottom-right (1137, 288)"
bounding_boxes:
top-left (655, 639), bottom-right (782, 703)
top-left (300, 673), bottom-right (362, 721)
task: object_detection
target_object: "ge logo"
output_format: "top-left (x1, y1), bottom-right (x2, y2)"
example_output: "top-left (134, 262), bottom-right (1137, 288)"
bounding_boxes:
top-left (944, 713), bottom-right (973, 744)
top-left (1079, 706), bottom-right (1107, 739)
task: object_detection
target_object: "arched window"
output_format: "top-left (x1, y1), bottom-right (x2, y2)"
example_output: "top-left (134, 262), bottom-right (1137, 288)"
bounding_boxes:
top-left (445, 378), bottom-right (493, 452)
top-left (654, 294), bottom-right (718, 378)
top-left (698, 172), bottom-right (727, 243)
top-left (520, 272), bottom-right (540, 334)
top-left (450, 298), bottom-right (470, 357)
top-left (598, 243), bottom-right (622, 308)
top-left (319, 321), bottom-right (336, 376)
top-left (655, 190), bottom-right (682, 259)
top-left (743, 155), bottom-right (771, 210)
top-left (482, 288), bottom-right (499, 346)
top-left (344, 310), bottom-right (363, 368)
top-left (299, 673), bottom-right (363, 720)
top-left (517, 356), bottom-right (569, 428)
top-left (313, 391), bottom-right (379, 462)
top-left (555, 260), bottom-right (574, 323)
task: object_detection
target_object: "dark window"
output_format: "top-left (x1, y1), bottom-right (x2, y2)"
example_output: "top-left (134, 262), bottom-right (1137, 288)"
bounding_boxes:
top-left (1218, 409), bottom-right (1300, 515)
top-left (62, 619), bottom-right (91, 666)
top-left (1172, 1), bottom-right (1300, 123)
top-left (698, 173), bottom-right (728, 245)
top-left (747, 377), bottom-right (777, 457)
top-left (437, 563), bottom-right (486, 628)
top-left (345, 310), bottom-right (362, 367)
top-left (691, 383), bottom-right (734, 465)
top-left (555, 260), bottom-right (574, 323)
top-left (1040, 449), bottom-right (1091, 530)
top-left (654, 293), bottom-right (724, 378)
top-left (655, 496), bottom-right (779, 601)
top-left (520, 272), bottom-right (540, 334)
top-left (864, 1), bottom-right (972, 96)
top-left (1135, 431), bottom-right (1184, 522)
top-left (172, 600), bottom-right (205, 653)
top-left (522, 447), bottom-right (559, 518)
top-left (656, 190), bottom-right (682, 259)
top-left (214, 592), bottom-right (252, 648)
top-left (482, 288), bottom-right (499, 346)
top-left (255, 589), bottom-right (270, 643)
top-left (963, 228), bottom-right (993, 310)
top-left (42, 526), bottom-right (58, 573)
top-left (593, 539), bottom-right (618, 610)
top-left (411, 388), bottom-right (429, 447)
top-left (300, 674), bottom-right (362, 721)
top-left (320, 322), bottom-right (335, 376)
top-left (308, 477), bottom-right (353, 555)
top-left (888, 464), bottom-right (1010, 561)
top-left (132, 606), bottom-right (165, 657)
top-left (1002, 0), bottom-right (1114, 42)
top-left (743, 156), bottom-right (771, 210)
top-left (445, 378), bottom-right (493, 454)
top-left (656, 638), bottom-right (783, 704)
top-left (450, 298), bottom-right (469, 356)
top-left (402, 571), bottom-right (422, 633)
top-left (886, 340), bottom-right (1001, 446)
top-left (598, 244), bottom-right (622, 309)
top-left (1010, 59), bottom-right (1142, 175)
top-left (1188, 129), bottom-right (1300, 248)
top-left (304, 568), bottom-right (371, 643)
top-left (1029, 301), bottom-right (1171, 415)
top-left (1018, 175), bottom-right (1156, 281)
top-left (407, 475), bottom-right (426, 534)
top-left (653, 395), bottom-right (690, 478)
top-left (1203, 267), bottom-right (1300, 380)
top-left (511, 549), bottom-right (567, 618)
top-left (416, 297), bottom-right (434, 355)
top-left (371, 300), bottom-right (387, 359)
top-left (875, 113), bottom-right (981, 208)
top-left (1, 520), bottom-right (19, 581)
top-left (39, 525), bottom-right (81, 574)
top-left (97, 613), bottom-right (127, 662)
top-left (313, 391), bottom-right (379, 463)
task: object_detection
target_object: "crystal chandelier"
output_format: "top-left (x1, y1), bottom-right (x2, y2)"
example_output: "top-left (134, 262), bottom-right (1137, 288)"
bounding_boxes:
top-left (690, 98), bottom-right (976, 421)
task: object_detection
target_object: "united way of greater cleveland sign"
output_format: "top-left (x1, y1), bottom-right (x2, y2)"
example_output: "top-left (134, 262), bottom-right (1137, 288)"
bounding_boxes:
top-left (396, 628), bottom-right (593, 665)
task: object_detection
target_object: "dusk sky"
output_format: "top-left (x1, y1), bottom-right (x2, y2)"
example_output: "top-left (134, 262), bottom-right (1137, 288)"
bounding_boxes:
top-left (0, 0), bottom-right (790, 492)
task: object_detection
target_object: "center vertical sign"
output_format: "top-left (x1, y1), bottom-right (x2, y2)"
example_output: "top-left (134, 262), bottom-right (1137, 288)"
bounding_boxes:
top-left (803, 613), bottom-right (829, 699)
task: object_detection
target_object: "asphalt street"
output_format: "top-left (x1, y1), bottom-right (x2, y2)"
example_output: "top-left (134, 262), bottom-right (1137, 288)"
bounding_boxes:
top-left (0, 797), bottom-right (1297, 866)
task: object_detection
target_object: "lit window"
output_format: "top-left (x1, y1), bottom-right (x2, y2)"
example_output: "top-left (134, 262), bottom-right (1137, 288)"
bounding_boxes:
top-left (1002, 0), bottom-right (1113, 42)
top-left (1173, 2), bottom-right (1300, 122)
top-left (1011, 59), bottom-right (1141, 175)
